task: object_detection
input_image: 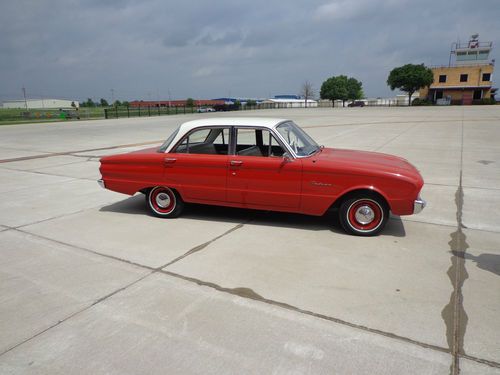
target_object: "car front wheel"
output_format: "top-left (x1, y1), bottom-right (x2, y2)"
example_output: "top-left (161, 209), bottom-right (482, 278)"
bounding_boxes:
top-left (147, 186), bottom-right (184, 218)
top-left (339, 195), bottom-right (388, 236)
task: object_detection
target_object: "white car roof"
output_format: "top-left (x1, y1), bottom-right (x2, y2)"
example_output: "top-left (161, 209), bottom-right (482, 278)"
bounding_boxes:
top-left (178, 117), bottom-right (290, 133)
top-left (163, 117), bottom-right (291, 153)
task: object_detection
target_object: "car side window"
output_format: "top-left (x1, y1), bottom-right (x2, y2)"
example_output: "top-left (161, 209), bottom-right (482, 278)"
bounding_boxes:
top-left (235, 128), bottom-right (285, 157)
top-left (172, 128), bottom-right (229, 155)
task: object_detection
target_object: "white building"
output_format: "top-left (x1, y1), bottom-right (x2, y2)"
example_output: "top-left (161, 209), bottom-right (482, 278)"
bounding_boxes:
top-left (262, 98), bottom-right (318, 108)
top-left (2, 99), bottom-right (79, 109)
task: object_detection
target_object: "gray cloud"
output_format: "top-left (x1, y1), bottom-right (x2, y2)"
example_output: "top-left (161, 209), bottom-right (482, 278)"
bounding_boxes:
top-left (0, 0), bottom-right (498, 102)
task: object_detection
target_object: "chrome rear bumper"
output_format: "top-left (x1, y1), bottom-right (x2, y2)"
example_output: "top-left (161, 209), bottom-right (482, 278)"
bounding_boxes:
top-left (414, 197), bottom-right (426, 214)
top-left (97, 179), bottom-right (105, 189)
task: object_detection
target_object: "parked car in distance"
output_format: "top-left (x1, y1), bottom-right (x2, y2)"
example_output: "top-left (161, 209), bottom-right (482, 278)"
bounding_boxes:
top-left (348, 101), bottom-right (365, 107)
top-left (98, 118), bottom-right (425, 236)
top-left (196, 107), bottom-right (215, 113)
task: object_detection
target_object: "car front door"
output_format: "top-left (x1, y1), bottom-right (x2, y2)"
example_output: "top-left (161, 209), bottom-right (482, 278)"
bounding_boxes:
top-left (164, 127), bottom-right (229, 202)
top-left (226, 127), bottom-right (302, 209)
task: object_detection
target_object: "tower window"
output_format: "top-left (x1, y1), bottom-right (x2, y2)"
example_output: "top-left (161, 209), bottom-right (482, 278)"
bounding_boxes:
top-left (482, 73), bottom-right (491, 81)
top-left (439, 75), bottom-right (447, 83)
top-left (460, 74), bottom-right (468, 82)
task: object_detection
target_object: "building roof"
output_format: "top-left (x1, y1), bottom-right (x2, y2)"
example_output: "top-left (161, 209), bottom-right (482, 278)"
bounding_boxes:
top-left (266, 98), bottom-right (318, 103)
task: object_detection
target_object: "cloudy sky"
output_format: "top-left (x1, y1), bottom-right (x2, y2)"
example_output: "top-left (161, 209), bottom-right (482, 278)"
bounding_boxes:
top-left (1, 0), bottom-right (498, 102)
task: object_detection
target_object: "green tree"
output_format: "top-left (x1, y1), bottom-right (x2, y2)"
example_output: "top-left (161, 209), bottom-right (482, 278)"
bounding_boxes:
top-left (113, 100), bottom-right (122, 107)
top-left (71, 101), bottom-right (76, 108)
top-left (387, 64), bottom-right (434, 106)
top-left (123, 101), bottom-right (130, 108)
top-left (320, 75), bottom-right (363, 107)
top-left (186, 98), bottom-right (195, 107)
top-left (84, 98), bottom-right (95, 107)
top-left (246, 99), bottom-right (257, 107)
top-left (100, 98), bottom-right (109, 107)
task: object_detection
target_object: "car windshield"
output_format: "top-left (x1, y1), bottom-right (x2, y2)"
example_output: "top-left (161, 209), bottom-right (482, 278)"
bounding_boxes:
top-left (158, 126), bottom-right (180, 152)
top-left (275, 121), bottom-right (320, 157)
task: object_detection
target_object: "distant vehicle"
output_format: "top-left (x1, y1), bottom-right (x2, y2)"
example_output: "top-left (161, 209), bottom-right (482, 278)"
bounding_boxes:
top-left (348, 101), bottom-right (365, 107)
top-left (98, 118), bottom-right (425, 236)
top-left (196, 107), bottom-right (216, 113)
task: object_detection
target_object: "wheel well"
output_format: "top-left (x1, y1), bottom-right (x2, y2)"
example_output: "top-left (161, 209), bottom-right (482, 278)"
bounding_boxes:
top-left (329, 189), bottom-right (389, 212)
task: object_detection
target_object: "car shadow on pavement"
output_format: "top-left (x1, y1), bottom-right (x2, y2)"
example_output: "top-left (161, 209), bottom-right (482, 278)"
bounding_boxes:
top-left (100, 194), bottom-right (407, 237)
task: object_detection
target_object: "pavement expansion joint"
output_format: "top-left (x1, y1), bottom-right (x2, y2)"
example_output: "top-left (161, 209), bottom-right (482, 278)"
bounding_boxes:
top-left (0, 167), bottom-right (95, 181)
top-left (160, 269), bottom-right (451, 353)
top-left (0, 272), bottom-right (152, 358)
top-left (441, 116), bottom-right (469, 375)
top-left (0, 140), bottom-right (163, 164)
top-left (160, 221), bottom-right (248, 269)
top-left (158, 269), bottom-right (500, 369)
top-left (13, 228), bottom-right (155, 271)
top-left (374, 122), bottom-right (422, 151)
top-left (12, 202), bottom-right (121, 230)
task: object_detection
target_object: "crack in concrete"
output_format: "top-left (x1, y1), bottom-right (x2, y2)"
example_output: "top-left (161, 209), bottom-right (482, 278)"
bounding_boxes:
top-left (441, 113), bottom-right (469, 375)
top-left (0, 221), bottom-right (248, 358)
top-left (374, 122), bottom-right (421, 152)
top-left (0, 272), bottom-right (152, 357)
top-left (160, 269), bottom-right (453, 354)
top-left (0, 167), bottom-right (95, 181)
top-left (6, 226), bottom-right (500, 369)
top-left (0, 140), bottom-right (163, 164)
top-left (162, 222), bottom-right (246, 268)
top-left (442, 171), bottom-right (469, 375)
top-left (301, 117), bottom-right (500, 130)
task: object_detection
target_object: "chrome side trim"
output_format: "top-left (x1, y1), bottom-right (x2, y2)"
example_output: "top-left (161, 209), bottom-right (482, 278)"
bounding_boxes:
top-left (414, 197), bottom-right (426, 214)
top-left (97, 179), bottom-right (105, 189)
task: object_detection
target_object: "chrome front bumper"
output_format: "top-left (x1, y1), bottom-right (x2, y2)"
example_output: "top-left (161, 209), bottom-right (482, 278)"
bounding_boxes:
top-left (97, 179), bottom-right (105, 189)
top-left (414, 197), bottom-right (426, 214)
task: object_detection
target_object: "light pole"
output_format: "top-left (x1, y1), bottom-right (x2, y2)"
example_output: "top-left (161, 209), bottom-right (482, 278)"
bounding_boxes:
top-left (22, 86), bottom-right (28, 110)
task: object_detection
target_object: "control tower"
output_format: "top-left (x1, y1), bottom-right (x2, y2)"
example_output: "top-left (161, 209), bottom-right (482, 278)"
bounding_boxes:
top-left (451, 34), bottom-right (493, 66)
top-left (420, 34), bottom-right (495, 105)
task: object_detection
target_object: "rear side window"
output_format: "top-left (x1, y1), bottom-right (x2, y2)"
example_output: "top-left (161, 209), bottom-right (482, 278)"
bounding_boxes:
top-left (172, 127), bottom-right (229, 155)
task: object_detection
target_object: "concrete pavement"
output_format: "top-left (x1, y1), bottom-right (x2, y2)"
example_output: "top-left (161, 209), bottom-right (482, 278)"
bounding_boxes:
top-left (0, 106), bottom-right (499, 374)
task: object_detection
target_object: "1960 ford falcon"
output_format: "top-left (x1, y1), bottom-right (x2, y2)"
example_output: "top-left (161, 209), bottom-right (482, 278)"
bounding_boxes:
top-left (99, 118), bottom-right (425, 236)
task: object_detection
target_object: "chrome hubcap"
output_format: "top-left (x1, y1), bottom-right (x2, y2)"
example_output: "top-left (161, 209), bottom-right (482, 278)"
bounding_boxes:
top-left (156, 192), bottom-right (171, 208)
top-left (355, 205), bottom-right (375, 224)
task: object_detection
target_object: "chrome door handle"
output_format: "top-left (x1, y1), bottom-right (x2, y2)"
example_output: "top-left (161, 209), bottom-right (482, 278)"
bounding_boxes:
top-left (230, 160), bottom-right (243, 166)
top-left (164, 157), bottom-right (177, 164)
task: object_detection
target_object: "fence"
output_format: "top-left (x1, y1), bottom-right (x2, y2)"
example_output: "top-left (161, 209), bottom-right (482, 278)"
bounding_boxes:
top-left (104, 106), bottom-right (200, 119)
top-left (104, 102), bottom-right (323, 119)
top-left (0, 99), bottom-right (423, 124)
top-left (0, 107), bottom-right (105, 123)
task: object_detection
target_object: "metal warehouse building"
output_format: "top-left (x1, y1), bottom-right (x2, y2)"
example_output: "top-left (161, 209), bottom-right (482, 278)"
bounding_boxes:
top-left (1, 99), bottom-right (79, 109)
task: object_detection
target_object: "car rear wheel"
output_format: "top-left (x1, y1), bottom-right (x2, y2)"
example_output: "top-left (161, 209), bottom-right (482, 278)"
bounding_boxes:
top-left (146, 186), bottom-right (184, 218)
top-left (339, 194), bottom-right (388, 236)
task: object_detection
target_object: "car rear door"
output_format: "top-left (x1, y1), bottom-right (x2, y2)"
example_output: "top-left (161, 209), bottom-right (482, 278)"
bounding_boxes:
top-left (164, 127), bottom-right (229, 202)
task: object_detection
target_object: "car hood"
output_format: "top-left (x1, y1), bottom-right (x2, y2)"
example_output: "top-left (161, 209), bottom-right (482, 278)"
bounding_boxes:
top-left (314, 147), bottom-right (422, 180)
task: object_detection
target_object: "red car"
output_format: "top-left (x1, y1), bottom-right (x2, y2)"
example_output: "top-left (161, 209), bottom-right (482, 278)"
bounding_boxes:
top-left (99, 118), bottom-right (425, 236)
